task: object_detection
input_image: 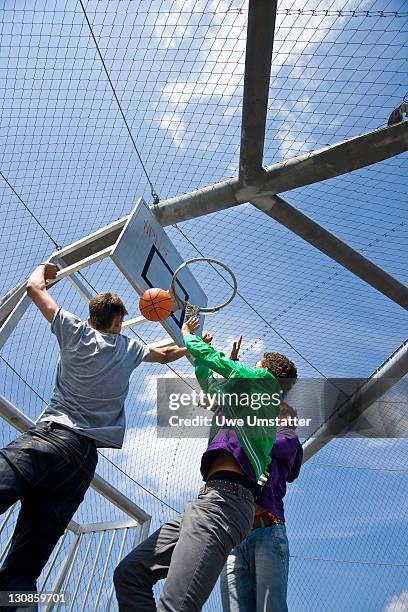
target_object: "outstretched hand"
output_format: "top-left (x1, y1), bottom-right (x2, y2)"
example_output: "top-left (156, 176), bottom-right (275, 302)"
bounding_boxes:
top-left (181, 316), bottom-right (200, 336)
top-left (201, 332), bottom-right (213, 344)
top-left (230, 335), bottom-right (242, 361)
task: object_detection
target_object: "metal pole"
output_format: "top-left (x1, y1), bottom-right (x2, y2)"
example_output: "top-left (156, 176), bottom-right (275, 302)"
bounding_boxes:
top-left (0, 281), bottom-right (27, 329)
top-left (0, 294), bottom-right (31, 351)
top-left (67, 533), bottom-right (94, 612)
top-left (93, 529), bottom-right (117, 611)
top-left (39, 531), bottom-right (68, 594)
top-left (50, 533), bottom-right (83, 612)
top-left (41, 534), bottom-right (81, 612)
top-left (40, 123), bottom-right (408, 268)
top-left (0, 506), bottom-right (16, 539)
top-left (80, 531), bottom-right (105, 612)
top-left (302, 340), bottom-right (408, 462)
top-left (91, 474), bottom-right (150, 524)
top-left (105, 527), bottom-right (129, 612)
top-left (239, 0), bottom-right (277, 184)
top-left (135, 518), bottom-right (151, 546)
top-left (252, 194), bottom-right (408, 309)
top-left (157, 122), bottom-right (408, 223)
top-left (258, 121), bottom-right (408, 195)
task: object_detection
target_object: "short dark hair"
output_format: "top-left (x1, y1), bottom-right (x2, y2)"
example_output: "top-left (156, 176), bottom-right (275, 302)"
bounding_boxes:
top-left (89, 292), bottom-right (128, 330)
top-left (261, 352), bottom-right (297, 395)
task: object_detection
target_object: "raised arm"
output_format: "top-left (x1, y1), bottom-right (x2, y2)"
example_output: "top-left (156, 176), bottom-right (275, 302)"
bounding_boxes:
top-left (26, 263), bottom-right (59, 323)
top-left (181, 317), bottom-right (237, 378)
top-left (270, 434), bottom-right (300, 459)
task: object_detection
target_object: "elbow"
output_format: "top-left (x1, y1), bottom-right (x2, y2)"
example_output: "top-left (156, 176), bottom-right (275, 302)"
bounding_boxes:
top-left (26, 282), bottom-right (35, 296)
top-left (158, 350), bottom-right (170, 364)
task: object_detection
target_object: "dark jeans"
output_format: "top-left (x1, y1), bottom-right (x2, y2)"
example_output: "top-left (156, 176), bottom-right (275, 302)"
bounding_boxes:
top-left (0, 421), bottom-right (98, 609)
top-left (114, 483), bottom-right (255, 612)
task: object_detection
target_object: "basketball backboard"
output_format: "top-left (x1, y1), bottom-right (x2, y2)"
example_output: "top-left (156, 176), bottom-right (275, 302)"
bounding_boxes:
top-left (111, 197), bottom-right (208, 344)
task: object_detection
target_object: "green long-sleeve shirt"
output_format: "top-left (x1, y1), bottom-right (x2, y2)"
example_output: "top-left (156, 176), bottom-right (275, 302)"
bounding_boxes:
top-left (183, 334), bottom-right (282, 482)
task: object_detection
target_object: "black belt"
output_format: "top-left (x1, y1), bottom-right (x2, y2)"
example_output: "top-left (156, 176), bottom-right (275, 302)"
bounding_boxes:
top-left (200, 479), bottom-right (254, 502)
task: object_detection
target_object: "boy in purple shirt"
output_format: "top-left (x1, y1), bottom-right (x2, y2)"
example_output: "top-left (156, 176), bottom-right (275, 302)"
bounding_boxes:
top-left (220, 402), bottom-right (303, 612)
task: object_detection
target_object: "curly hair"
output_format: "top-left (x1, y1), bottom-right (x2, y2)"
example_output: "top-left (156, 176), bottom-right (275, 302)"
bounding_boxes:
top-left (89, 292), bottom-right (128, 331)
top-left (261, 352), bottom-right (297, 378)
top-left (261, 352), bottom-right (297, 395)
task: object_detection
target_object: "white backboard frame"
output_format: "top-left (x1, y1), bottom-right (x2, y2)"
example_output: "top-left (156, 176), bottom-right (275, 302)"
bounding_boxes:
top-left (111, 197), bottom-right (208, 345)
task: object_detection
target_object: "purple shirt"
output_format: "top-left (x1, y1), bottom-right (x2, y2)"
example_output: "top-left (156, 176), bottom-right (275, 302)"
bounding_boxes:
top-left (257, 429), bottom-right (303, 521)
top-left (201, 427), bottom-right (255, 482)
top-left (201, 427), bottom-right (303, 522)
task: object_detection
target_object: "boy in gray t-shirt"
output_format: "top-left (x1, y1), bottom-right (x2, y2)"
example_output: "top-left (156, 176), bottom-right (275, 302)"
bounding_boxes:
top-left (0, 263), bottom-right (188, 605)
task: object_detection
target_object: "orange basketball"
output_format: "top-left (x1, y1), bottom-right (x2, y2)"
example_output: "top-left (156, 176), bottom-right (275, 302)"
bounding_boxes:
top-left (139, 288), bottom-right (173, 322)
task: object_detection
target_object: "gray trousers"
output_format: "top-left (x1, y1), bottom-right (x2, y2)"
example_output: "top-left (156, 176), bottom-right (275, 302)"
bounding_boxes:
top-left (114, 484), bottom-right (255, 612)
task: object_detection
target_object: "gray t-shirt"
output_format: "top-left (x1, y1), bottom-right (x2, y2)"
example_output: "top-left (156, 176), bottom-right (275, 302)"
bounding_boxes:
top-left (39, 308), bottom-right (149, 448)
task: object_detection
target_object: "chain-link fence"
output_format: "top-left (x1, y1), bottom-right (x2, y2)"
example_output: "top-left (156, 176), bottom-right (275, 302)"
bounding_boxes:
top-left (1, 1), bottom-right (407, 610)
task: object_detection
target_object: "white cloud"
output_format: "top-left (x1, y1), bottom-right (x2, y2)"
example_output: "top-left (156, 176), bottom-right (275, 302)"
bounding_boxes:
top-left (157, 0), bottom-right (371, 157)
top-left (384, 591), bottom-right (408, 612)
top-left (160, 112), bottom-right (186, 148)
top-left (108, 423), bottom-right (208, 508)
top-left (153, 1), bottom-right (193, 49)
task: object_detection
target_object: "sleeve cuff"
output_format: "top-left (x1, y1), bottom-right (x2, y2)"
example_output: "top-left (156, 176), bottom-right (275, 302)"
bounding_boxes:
top-left (50, 307), bottom-right (62, 331)
top-left (141, 344), bottom-right (151, 362)
top-left (183, 333), bottom-right (197, 346)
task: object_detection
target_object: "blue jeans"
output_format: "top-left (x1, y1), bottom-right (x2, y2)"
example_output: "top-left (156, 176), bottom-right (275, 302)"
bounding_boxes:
top-left (220, 524), bottom-right (289, 612)
top-left (0, 422), bottom-right (98, 611)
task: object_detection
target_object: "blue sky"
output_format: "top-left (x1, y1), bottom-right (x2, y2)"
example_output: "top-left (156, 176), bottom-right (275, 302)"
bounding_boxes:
top-left (0, 1), bottom-right (407, 610)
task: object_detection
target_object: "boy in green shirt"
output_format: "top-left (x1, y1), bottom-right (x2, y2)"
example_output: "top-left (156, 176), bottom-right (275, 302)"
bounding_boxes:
top-left (114, 317), bottom-right (297, 612)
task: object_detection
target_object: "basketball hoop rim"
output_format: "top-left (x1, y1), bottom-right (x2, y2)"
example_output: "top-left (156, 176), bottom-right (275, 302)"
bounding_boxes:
top-left (170, 257), bottom-right (237, 314)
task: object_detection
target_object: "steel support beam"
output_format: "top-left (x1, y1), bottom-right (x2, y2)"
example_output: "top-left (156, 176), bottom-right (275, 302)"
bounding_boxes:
top-left (239, 0), bottom-right (277, 183)
top-left (45, 533), bottom-right (82, 612)
top-left (252, 194), bottom-right (408, 309)
top-left (1, 128), bottom-right (405, 333)
top-left (45, 123), bottom-right (407, 269)
top-left (52, 178), bottom-right (240, 267)
top-left (51, 246), bottom-right (112, 283)
top-left (153, 122), bottom-right (408, 225)
top-left (0, 281), bottom-right (27, 329)
top-left (302, 340), bottom-right (408, 462)
top-left (257, 121), bottom-right (408, 195)
top-left (121, 315), bottom-right (148, 329)
top-left (0, 123), bottom-right (400, 321)
top-left (51, 218), bottom-right (125, 267)
top-left (0, 294), bottom-right (31, 351)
